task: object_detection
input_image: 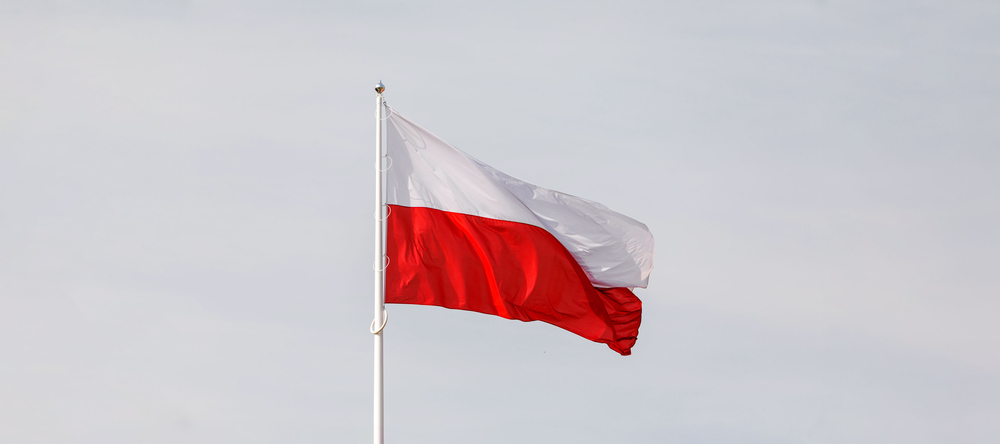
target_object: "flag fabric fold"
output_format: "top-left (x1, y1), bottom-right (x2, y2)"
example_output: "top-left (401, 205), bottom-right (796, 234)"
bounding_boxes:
top-left (384, 111), bottom-right (654, 355)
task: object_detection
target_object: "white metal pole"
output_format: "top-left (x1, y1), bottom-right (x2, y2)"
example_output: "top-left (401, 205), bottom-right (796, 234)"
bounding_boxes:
top-left (373, 81), bottom-right (386, 444)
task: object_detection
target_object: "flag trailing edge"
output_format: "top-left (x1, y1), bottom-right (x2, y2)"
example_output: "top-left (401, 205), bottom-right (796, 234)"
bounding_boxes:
top-left (383, 110), bottom-right (654, 355)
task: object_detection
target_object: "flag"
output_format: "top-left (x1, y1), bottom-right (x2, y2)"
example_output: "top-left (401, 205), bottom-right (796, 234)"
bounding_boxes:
top-left (383, 111), bottom-right (654, 355)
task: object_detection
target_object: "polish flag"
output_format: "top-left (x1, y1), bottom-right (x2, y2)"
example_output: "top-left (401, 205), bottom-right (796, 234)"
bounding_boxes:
top-left (384, 111), bottom-right (654, 355)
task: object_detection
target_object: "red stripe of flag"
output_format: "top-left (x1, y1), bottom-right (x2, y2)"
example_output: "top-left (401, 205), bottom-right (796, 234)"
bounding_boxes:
top-left (385, 205), bottom-right (642, 355)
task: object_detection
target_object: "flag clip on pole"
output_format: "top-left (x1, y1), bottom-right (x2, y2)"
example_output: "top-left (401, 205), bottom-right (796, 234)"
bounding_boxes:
top-left (373, 80), bottom-right (387, 444)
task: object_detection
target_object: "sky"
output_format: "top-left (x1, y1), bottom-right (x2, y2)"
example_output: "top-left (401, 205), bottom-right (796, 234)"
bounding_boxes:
top-left (1, 0), bottom-right (999, 443)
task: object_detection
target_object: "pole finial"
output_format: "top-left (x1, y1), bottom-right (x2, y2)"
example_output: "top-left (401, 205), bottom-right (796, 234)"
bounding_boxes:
top-left (375, 81), bottom-right (385, 94)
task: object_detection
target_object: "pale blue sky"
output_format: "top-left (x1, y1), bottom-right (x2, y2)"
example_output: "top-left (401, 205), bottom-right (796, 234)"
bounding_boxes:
top-left (2, 1), bottom-right (999, 443)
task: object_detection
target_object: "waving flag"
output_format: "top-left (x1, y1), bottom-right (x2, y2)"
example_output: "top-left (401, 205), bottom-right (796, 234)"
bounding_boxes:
top-left (382, 111), bottom-right (654, 355)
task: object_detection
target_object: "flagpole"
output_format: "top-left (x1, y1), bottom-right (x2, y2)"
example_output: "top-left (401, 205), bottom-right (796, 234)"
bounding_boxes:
top-left (373, 80), bottom-right (386, 444)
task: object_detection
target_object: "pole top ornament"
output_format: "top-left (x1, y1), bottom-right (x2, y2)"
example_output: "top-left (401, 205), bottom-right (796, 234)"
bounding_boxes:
top-left (375, 81), bottom-right (385, 94)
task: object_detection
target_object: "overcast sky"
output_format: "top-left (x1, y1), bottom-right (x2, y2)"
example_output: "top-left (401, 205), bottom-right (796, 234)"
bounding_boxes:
top-left (2, 1), bottom-right (999, 443)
